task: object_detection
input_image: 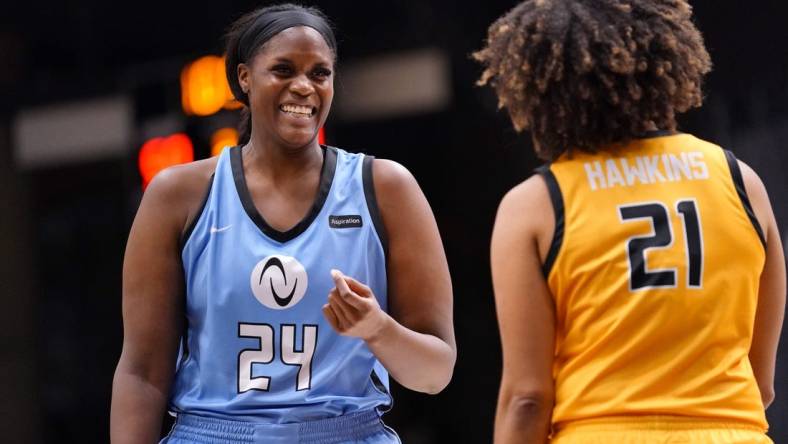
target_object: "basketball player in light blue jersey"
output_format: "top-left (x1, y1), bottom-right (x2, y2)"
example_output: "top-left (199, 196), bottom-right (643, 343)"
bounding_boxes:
top-left (110, 4), bottom-right (456, 443)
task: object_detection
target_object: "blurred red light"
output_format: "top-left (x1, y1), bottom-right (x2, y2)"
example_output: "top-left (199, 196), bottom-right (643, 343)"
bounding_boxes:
top-left (138, 133), bottom-right (194, 190)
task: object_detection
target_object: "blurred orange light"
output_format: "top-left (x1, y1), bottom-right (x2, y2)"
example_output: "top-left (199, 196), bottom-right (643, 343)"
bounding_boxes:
top-left (181, 55), bottom-right (240, 116)
top-left (138, 133), bottom-right (194, 190)
top-left (318, 127), bottom-right (326, 145)
top-left (211, 127), bottom-right (239, 157)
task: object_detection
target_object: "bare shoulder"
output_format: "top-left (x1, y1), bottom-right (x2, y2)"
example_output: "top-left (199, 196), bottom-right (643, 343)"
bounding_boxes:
top-left (736, 159), bottom-right (775, 242)
top-left (499, 174), bottom-right (550, 213)
top-left (497, 174), bottom-right (551, 229)
top-left (371, 158), bottom-right (418, 193)
top-left (737, 159), bottom-right (768, 197)
top-left (369, 157), bottom-right (441, 251)
top-left (141, 156), bottom-right (219, 232)
top-left (495, 173), bottom-right (554, 261)
top-left (370, 158), bottom-right (427, 216)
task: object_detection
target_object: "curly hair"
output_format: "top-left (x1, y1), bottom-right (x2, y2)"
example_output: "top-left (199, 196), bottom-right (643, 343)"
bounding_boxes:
top-left (473, 0), bottom-right (712, 160)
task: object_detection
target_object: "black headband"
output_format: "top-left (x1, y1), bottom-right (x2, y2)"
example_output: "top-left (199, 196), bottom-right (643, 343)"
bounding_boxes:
top-left (237, 10), bottom-right (336, 63)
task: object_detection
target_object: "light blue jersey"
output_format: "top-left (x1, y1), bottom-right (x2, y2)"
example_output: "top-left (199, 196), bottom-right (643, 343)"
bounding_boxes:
top-left (171, 146), bottom-right (391, 424)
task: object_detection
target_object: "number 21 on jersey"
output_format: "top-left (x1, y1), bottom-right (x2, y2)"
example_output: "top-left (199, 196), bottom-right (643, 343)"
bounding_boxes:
top-left (618, 198), bottom-right (703, 291)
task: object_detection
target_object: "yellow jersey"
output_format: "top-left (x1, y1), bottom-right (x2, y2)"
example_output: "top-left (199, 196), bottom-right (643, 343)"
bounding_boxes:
top-left (540, 132), bottom-right (768, 431)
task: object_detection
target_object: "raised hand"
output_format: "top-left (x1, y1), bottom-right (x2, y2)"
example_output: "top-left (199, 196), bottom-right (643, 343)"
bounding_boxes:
top-left (322, 269), bottom-right (392, 342)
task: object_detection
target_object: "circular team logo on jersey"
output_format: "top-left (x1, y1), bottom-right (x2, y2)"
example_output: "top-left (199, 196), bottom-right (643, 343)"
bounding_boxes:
top-left (250, 255), bottom-right (308, 310)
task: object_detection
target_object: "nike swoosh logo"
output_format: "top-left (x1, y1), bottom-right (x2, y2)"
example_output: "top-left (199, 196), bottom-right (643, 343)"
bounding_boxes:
top-left (210, 225), bottom-right (232, 234)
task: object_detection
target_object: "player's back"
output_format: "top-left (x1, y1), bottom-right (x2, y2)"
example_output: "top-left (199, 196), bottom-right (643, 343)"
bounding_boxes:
top-left (541, 132), bottom-right (767, 431)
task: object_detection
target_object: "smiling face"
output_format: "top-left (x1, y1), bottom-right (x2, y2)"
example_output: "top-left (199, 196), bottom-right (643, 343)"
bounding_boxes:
top-left (238, 26), bottom-right (334, 150)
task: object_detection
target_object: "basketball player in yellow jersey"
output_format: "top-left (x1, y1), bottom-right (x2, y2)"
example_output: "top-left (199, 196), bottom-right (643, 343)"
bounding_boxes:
top-left (474, 1), bottom-right (786, 443)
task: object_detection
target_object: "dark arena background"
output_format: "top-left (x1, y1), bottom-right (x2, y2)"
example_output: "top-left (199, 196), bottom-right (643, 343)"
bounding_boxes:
top-left (1, 1), bottom-right (786, 442)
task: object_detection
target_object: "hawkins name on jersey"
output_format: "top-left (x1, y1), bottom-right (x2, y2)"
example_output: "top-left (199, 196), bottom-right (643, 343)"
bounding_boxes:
top-left (584, 151), bottom-right (709, 190)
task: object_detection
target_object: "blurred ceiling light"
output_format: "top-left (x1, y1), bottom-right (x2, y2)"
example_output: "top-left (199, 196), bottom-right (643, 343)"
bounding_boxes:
top-left (181, 55), bottom-right (240, 116)
top-left (138, 133), bottom-right (194, 189)
top-left (13, 96), bottom-right (132, 169)
top-left (335, 48), bottom-right (451, 121)
top-left (211, 127), bottom-right (239, 157)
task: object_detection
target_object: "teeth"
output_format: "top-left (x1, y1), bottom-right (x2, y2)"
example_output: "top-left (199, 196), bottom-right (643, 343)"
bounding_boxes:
top-left (281, 104), bottom-right (313, 116)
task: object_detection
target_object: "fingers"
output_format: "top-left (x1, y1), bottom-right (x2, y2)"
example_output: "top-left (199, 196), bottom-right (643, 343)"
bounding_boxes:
top-left (340, 274), bottom-right (373, 297)
top-left (326, 269), bottom-right (382, 339)
top-left (322, 304), bottom-right (341, 331)
top-left (328, 288), bottom-right (358, 324)
top-left (330, 269), bottom-right (366, 309)
top-left (331, 269), bottom-right (353, 294)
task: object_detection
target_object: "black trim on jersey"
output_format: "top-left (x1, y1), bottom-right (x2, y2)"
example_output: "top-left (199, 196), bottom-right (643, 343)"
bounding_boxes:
top-left (231, 145), bottom-right (337, 243)
top-left (724, 149), bottom-right (767, 248)
top-left (362, 155), bottom-right (389, 257)
top-left (536, 165), bottom-right (565, 278)
top-left (639, 129), bottom-right (679, 138)
top-left (180, 173), bottom-right (216, 250)
top-left (370, 369), bottom-right (394, 413)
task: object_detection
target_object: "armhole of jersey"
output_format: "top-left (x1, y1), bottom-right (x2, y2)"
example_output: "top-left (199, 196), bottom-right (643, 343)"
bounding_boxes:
top-left (175, 323), bottom-right (190, 373)
top-left (179, 173), bottom-right (215, 251)
top-left (370, 369), bottom-right (393, 413)
top-left (723, 150), bottom-right (767, 248)
top-left (362, 155), bottom-right (389, 257)
top-left (536, 165), bottom-right (565, 278)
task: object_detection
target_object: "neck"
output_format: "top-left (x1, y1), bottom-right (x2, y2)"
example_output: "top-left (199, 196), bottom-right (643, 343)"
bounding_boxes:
top-left (243, 132), bottom-right (323, 182)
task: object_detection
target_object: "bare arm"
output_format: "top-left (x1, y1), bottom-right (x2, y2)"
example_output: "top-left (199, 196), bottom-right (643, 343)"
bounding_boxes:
top-left (740, 160), bottom-right (786, 409)
top-left (490, 176), bottom-right (555, 444)
top-left (110, 167), bottom-right (197, 442)
top-left (322, 159), bottom-right (456, 394)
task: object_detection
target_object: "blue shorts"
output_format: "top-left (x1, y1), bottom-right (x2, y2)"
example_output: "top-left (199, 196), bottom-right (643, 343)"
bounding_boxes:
top-left (160, 409), bottom-right (400, 444)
